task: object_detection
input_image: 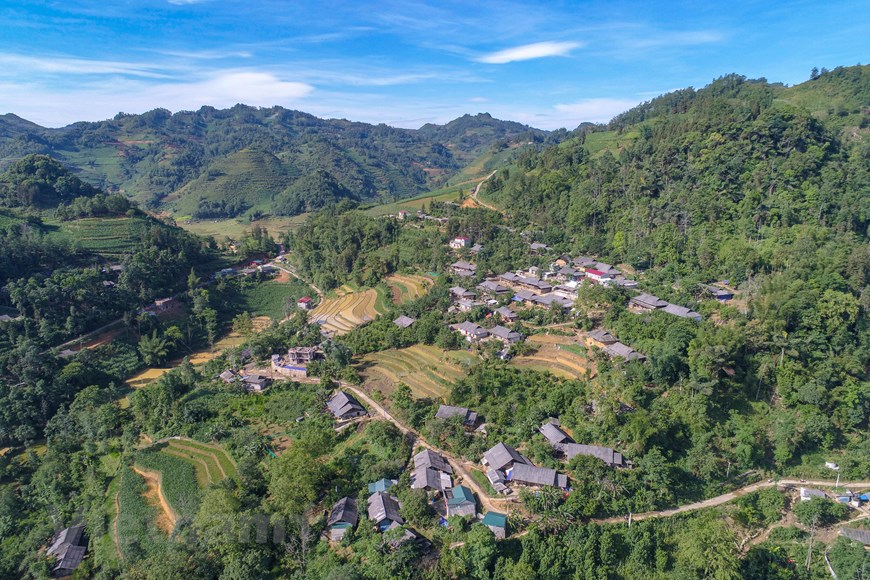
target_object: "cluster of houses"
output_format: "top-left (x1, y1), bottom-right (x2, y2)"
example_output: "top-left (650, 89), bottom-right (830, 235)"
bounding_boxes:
top-left (585, 329), bottom-right (646, 362)
top-left (325, 405), bottom-right (510, 545)
top-left (479, 416), bottom-right (631, 495)
top-left (800, 486), bottom-right (870, 508)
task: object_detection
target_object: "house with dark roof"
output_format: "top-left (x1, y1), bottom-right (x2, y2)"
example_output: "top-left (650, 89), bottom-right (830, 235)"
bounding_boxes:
top-left (661, 303), bottom-right (702, 321)
top-left (414, 449), bottom-right (453, 474)
top-left (604, 342), bottom-right (646, 362)
top-left (486, 468), bottom-right (510, 494)
top-left (219, 369), bottom-right (237, 384)
top-left (393, 315), bottom-right (417, 328)
top-left (539, 422), bottom-right (572, 445)
top-left (498, 272), bottom-right (520, 284)
top-left (450, 286), bottom-right (476, 300)
top-left (477, 280), bottom-right (510, 296)
top-left (46, 524), bottom-right (87, 578)
top-left (450, 321), bottom-right (489, 342)
top-left (241, 373), bottom-right (271, 393)
top-left (508, 463), bottom-right (568, 489)
top-left (586, 329), bottom-right (618, 348)
top-left (554, 443), bottom-right (630, 468)
top-left (482, 443), bottom-right (529, 472)
top-left (489, 325), bottom-right (523, 345)
top-left (445, 485), bottom-right (477, 517)
top-left (495, 306), bottom-right (518, 323)
top-left (435, 404), bottom-right (478, 427)
top-left (701, 284), bottom-right (734, 301)
top-left (327, 391), bottom-right (367, 420)
top-left (410, 466), bottom-right (452, 491)
top-left (840, 527), bottom-right (870, 546)
top-left (530, 242), bottom-right (551, 253)
top-left (367, 492), bottom-right (404, 532)
top-left (451, 261), bottom-right (477, 277)
top-left (328, 497), bottom-right (358, 541)
top-left (469, 243), bottom-right (483, 255)
top-left (482, 511), bottom-right (507, 539)
top-left (630, 293), bottom-right (668, 311)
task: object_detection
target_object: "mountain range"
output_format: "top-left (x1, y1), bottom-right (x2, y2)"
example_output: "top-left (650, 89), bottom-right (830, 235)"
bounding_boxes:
top-left (0, 108), bottom-right (550, 218)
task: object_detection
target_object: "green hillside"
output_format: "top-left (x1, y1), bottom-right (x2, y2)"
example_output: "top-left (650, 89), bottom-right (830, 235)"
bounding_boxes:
top-left (0, 106), bottom-right (550, 218)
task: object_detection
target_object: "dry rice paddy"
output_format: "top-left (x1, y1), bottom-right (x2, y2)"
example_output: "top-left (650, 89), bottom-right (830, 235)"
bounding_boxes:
top-left (309, 286), bottom-right (380, 335)
top-left (384, 274), bottom-right (433, 305)
top-left (361, 344), bottom-right (477, 400)
top-left (510, 334), bottom-right (595, 379)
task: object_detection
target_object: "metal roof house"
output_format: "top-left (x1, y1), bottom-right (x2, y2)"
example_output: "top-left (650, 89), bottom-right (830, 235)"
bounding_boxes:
top-left (489, 325), bottom-right (523, 344)
top-left (46, 524), bottom-right (88, 578)
top-left (445, 485), bottom-right (477, 518)
top-left (393, 315), bottom-right (417, 328)
top-left (840, 527), bottom-right (870, 545)
top-left (368, 478), bottom-right (397, 493)
top-left (661, 303), bottom-right (702, 321)
top-left (587, 329), bottom-right (618, 347)
top-left (539, 422), bottom-right (572, 445)
top-left (450, 321), bottom-right (489, 341)
top-left (482, 512), bottom-right (507, 539)
top-left (604, 342), bottom-right (646, 362)
top-left (554, 443), bottom-right (630, 468)
top-left (799, 487), bottom-right (828, 501)
top-left (435, 404), bottom-right (478, 427)
top-left (367, 492), bottom-right (404, 532)
top-left (478, 280), bottom-right (510, 295)
top-left (482, 443), bottom-right (530, 472)
top-left (410, 466), bottom-right (452, 491)
top-left (507, 463), bottom-right (568, 489)
top-left (328, 497), bottom-right (358, 541)
top-left (495, 306), bottom-right (518, 322)
top-left (630, 293), bottom-right (668, 311)
top-left (413, 449), bottom-right (453, 474)
top-left (327, 391), bottom-right (367, 420)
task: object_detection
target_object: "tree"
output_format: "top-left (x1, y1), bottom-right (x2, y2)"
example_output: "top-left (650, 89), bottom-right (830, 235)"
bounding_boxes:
top-left (138, 331), bottom-right (169, 366)
top-left (232, 312), bottom-right (254, 337)
top-left (793, 497), bottom-right (848, 527)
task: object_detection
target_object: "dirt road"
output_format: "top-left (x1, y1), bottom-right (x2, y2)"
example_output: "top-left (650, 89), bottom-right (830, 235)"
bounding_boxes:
top-left (470, 171), bottom-right (498, 212)
top-left (340, 383), bottom-right (512, 514)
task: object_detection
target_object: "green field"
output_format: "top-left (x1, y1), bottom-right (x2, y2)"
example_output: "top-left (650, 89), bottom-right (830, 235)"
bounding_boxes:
top-left (116, 467), bottom-right (165, 558)
top-left (178, 214), bottom-right (309, 240)
top-left (241, 278), bottom-right (313, 320)
top-left (362, 186), bottom-right (465, 217)
top-left (43, 216), bottom-right (158, 258)
top-left (583, 130), bottom-right (641, 157)
top-left (134, 448), bottom-right (202, 519)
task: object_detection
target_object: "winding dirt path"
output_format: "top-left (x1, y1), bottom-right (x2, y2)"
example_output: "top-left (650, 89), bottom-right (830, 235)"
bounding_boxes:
top-left (112, 473), bottom-right (123, 560)
top-left (470, 171), bottom-right (498, 212)
top-left (132, 466), bottom-right (177, 534)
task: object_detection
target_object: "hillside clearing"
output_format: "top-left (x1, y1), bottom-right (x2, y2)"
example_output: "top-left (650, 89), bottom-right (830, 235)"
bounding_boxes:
top-left (385, 274), bottom-right (433, 305)
top-left (511, 334), bottom-right (594, 379)
top-left (131, 467), bottom-right (176, 534)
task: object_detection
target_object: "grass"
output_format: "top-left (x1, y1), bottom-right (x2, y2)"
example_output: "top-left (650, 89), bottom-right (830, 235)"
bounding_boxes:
top-left (165, 438), bottom-right (238, 481)
top-left (94, 474), bottom-right (123, 567)
top-left (470, 467), bottom-right (498, 497)
top-left (362, 186), bottom-right (464, 217)
top-left (583, 130), bottom-right (640, 158)
top-left (240, 278), bottom-right (312, 320)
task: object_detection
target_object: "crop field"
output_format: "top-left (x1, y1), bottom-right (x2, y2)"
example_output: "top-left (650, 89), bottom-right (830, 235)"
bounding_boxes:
top-left (160, 438), bottom-right (238, 485)
top-left (134, 448), bottom-right (202, 520)
top-left (178, 215), bottom-right (309, 240)
top-left (48, 217), bottom-right (148, 258)
top-left (241, 278), bottom-right (312, 320)
top-left (361, 345), bottom-right (477, 400)
top-left (384, 274), bottom-right (433, 305)
top-left (116, 467), bottom-right (168, 558)
top-left (510, 334), bottom-right (594, 379)
top-left (309, 287), bottom-right (379, 335)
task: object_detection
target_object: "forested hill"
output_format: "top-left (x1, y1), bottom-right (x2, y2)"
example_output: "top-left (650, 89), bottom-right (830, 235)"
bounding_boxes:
top-left (0, 106), bottom-right (549, 218)
top-left (482, 65), bottom-right (870, 277)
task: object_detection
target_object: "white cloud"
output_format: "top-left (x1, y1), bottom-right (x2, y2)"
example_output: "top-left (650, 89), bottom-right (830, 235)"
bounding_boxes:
top-left (553, 98), bottom-right (641, 124)
top-left (167, 0), bottom-right (209, 5)
top-left (476, 41), bottom-right (582, 64)
top-left (0, 72), bottom-right (313, 127)
top-left (467, 97), bottom-right (489, 103)
top-left (0, 53), bottom-right (173, 78)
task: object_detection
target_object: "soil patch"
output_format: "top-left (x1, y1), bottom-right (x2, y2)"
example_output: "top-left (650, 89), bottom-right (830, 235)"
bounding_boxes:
top-left (132, 466), bottom-right (177, 534)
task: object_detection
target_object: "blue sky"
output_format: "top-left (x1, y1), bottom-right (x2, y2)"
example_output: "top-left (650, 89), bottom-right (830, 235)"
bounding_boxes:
top-left (0, 0), bottom-right (866, 129)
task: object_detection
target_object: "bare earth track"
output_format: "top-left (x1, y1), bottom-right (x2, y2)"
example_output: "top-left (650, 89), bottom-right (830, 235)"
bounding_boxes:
top-left (132, 466), bottom-right (177, 534)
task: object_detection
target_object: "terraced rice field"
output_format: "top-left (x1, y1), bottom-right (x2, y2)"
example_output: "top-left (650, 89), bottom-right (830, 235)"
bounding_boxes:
top-left (385, 274), bottom-right (433, 305)
top-left (361, 344), bottom-right (477, 400)
top-left (160, 438), bottom-right (237, 486)
top-left (309, 287), bottom-right (379, 335)
top-left (511, 334), bottom-right (595, 379)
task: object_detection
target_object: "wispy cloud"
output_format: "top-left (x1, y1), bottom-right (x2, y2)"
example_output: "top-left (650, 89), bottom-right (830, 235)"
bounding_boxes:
top-left (167, 0), bottom-right (210, 5)
top-left (155, 49), bottom-right (253, 60)
top-left (553, 98), bottom-right (641, 124)
top-left (0, 53), bottom-right (174, 78)
top-left (476, 41), bottom-right (582, 64)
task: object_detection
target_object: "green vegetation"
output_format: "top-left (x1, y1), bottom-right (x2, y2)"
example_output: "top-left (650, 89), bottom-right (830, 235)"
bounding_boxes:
top-left (240, 278), bottom-right (312, 320)
top-left (116, 467), bottom-right (165, 560)
top-left (134, 448), bottom-right (201, 519)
